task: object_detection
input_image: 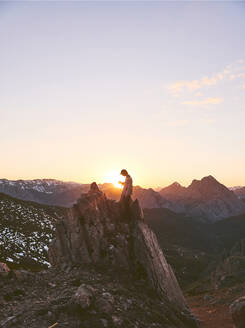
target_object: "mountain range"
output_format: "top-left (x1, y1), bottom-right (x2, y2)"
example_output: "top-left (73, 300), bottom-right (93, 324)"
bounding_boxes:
top-left (0, 179), bottom-right (89, 207)
top-left (1, 175), bottom-right (245, 221)
top-left (159, 175), bottom-right (245, 221)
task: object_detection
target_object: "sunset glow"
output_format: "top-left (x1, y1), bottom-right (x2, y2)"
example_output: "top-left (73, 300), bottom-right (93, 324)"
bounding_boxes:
top-left (1, 2), bottom-right (245, 187)
top-left (103, 171), bottom-right (123, 189)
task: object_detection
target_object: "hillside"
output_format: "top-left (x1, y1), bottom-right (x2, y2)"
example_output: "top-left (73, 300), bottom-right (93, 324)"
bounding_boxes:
top-left (214, 213), bottom-right (245, 250)
top-left (144, 208), bottom-right (245, 286)
top-left (0, 192), bottom-right (65, 268)
top-left (144, 208), bottom-right (215, 286)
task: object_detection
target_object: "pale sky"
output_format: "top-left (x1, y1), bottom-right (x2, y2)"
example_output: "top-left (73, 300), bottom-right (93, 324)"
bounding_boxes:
top-left (1, 1), bottom-right (245, 188)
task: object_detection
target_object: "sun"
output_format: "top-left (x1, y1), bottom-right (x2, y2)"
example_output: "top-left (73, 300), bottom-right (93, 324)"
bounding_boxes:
top-left (103, 171), bottom-right (123, 189)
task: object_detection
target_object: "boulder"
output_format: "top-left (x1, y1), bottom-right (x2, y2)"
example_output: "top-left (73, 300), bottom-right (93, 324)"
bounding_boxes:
top-left (94, 292), bottom-right (114, 313)
top-left (111, 315), bottom-right (123, 327)
top-left (71, 284), bottom-right (95, 310)
top-left (0, 262), bottom-right (10, 272)
top-left (0, 262), bottom-right (10, 278)
top-left (230, 296), bottom-right (245, 328)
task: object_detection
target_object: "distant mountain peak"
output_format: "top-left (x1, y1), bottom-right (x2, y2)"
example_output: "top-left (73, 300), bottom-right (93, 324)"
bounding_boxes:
top-left (172, 181), bottom-right (182, 187)
top-left (159, 182), bottom-right (186, 204)
top-left (201, 175), bottom-right (218, 182)
top-left (159, 175), bottom-right (245, 221)
top-left (190, 175), bottom-right (220, 188)
top-left (161, 181), bottom-right (183, 191)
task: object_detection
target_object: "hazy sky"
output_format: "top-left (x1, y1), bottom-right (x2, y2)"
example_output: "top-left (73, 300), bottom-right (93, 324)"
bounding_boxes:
top-left (1, 1), bottom-right (245, 188)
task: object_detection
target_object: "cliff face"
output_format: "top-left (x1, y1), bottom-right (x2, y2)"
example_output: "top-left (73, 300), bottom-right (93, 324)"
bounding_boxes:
top-left (49, 183), bottom-right (198, 327)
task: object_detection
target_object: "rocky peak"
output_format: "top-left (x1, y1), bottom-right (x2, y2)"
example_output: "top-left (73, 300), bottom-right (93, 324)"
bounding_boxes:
top-left (159, 182), bottom-right (187, 204)
top-left (48, 183), bottom-right (198, 327)
top-left (89, 181), bottom-right (102, 194)
top-left (190, 175), bottom-right (219, 186)
top-left (202, 175), bottom-right (217, 182)
top-left (173, 181), bottom-right (181, 187)
top-left (160, 181), bottom-right (185, 194)
top-left (188, 175), bottom-right (233, 199)
top-left (171, 181), bottom-right (182, 188)
top-left (182, 176), bottom-right (245, 221)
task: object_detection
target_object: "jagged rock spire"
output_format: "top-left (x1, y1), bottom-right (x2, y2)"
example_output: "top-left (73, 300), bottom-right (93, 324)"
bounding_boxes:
top-left (49, 183), bottom-right (198, 328)
top-left (89, 182), bottom-right (102, 194)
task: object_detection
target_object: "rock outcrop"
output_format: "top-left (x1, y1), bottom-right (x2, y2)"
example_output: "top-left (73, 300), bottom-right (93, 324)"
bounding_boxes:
top-left (49, 183), bottom-right (198, 327)
top-left (0, 262), bottom-right (10, 273)
top-left (230, 296), bottom-right (245, 328)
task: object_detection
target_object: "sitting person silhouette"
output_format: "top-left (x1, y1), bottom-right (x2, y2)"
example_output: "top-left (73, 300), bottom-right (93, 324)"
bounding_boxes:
top-left (119, 169), bottom-right (133, 218)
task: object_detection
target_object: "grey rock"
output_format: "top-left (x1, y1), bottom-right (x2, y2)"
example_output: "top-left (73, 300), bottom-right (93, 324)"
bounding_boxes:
top-left (0, 262), bottom-right (10, 272)
top-left (71, 284), bottom-right (95, 310)
top-left (95, 292), bottom-right (114, 313)
top-left (100, 318), bottom-right (108, 327)
top-left (230, 296), bottom-right (245, 328)
top-left (111, 315), bottom-right (123, 327)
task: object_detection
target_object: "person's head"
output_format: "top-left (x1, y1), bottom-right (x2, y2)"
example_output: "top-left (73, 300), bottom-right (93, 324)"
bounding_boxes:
top-left (120, 169), bottom-right (128, 177)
